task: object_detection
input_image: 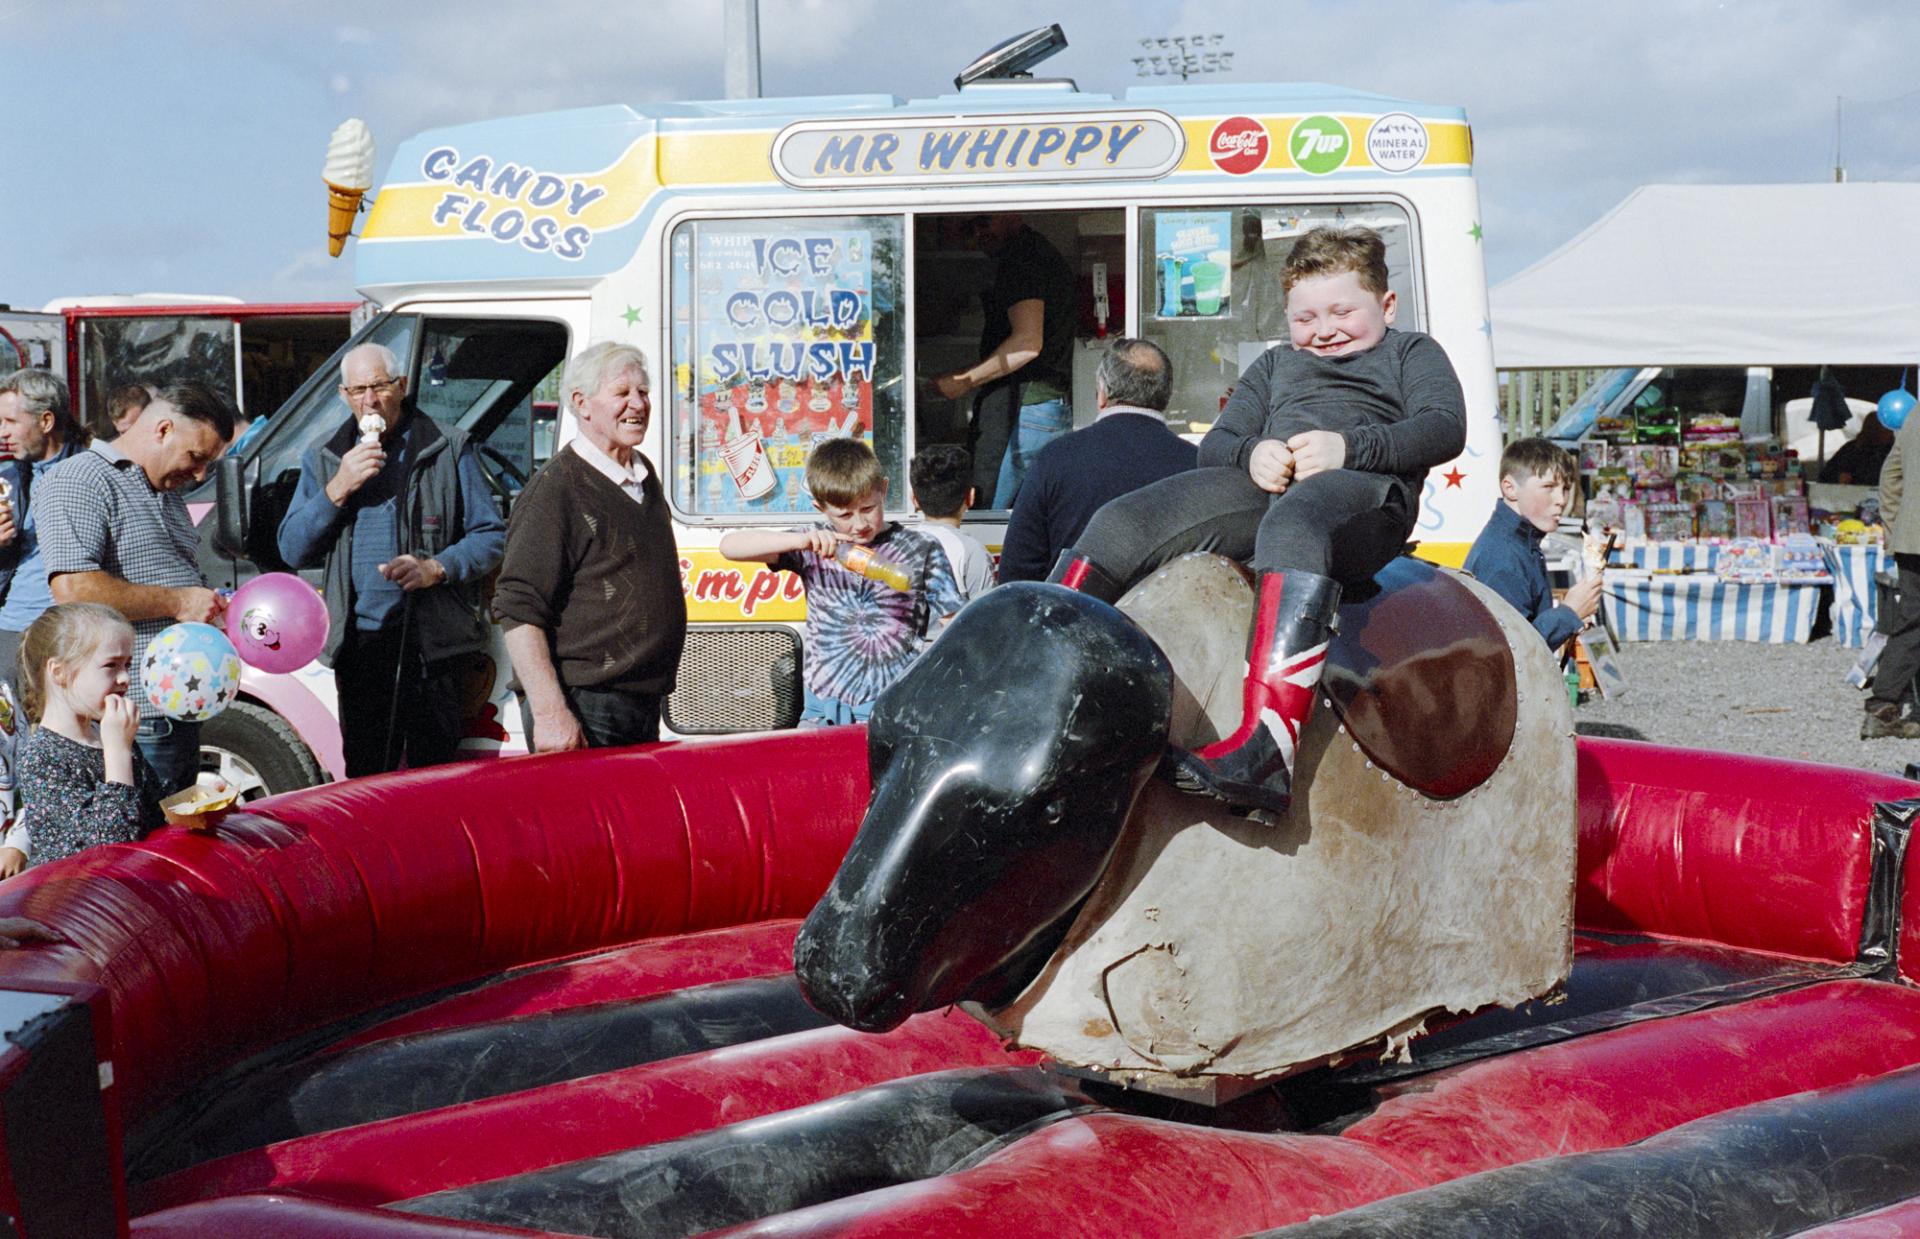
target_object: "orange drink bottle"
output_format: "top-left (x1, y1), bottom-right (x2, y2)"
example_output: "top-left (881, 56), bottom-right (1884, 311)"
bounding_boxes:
top-left (833, 543), bottom-right (911, 592)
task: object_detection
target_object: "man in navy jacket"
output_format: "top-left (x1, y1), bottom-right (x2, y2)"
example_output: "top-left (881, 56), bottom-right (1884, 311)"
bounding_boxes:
top-left (997, 339), bottom-right (1196, 584)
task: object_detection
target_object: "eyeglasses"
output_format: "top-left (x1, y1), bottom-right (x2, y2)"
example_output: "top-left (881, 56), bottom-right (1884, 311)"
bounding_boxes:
top-left (341, 378), bottom-right (400, 399)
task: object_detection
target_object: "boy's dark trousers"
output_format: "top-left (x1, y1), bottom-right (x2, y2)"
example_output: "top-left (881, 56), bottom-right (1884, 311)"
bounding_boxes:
top-left (1077, 465), bottom-right (1415, 587)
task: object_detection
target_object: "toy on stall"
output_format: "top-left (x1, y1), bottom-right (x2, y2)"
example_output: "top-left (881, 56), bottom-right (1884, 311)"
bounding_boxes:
top-left (1591, 466), bottom-right (1632, 499)
top-left (1733, 495), bottom-right (1773, 541)
top-left (1593, 410), bottom-right (1635, 441)
top-left (1677, 474), bottom-right (1722, 504)
top-left (1777, 533), bottom-right (1827, 581)
top-left (1716, 539), bottom-right (1777, 583)
top-left (1682, 414), bottom-right (1742, 446)
top-left (1698, 500), bottom-right (1735, 542)
top-left (1833, 518), bottom-right (1884, 547)
top-left (1619, 445), bottom-right (1679, 483)
top-left (1634, 406), bottom-right (1680, 443)
top-left (1587, 492), bottom-right (1623, 531)
top-left (1578, 440), bottom-right (1611, 473)
top-left (1621, 500), bottom-right (1647, 541)
top-left (1771, 493), bottom-right (1812, 538)
top-left (1682, 443), bottom-right (1747, 476)
top-left (1644, 502), bottom-right (1696, 542)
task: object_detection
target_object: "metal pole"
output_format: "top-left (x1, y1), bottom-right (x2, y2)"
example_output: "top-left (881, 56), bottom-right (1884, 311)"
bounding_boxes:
top-left (1835, 96), bottom-right (1846, 183)
top-left (724, 0), bottom-right (763, 100)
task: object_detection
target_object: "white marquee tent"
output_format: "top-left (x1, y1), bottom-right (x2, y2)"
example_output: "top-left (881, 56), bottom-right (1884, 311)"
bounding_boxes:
top-left (1490, 183), bottom-right (1920, 370)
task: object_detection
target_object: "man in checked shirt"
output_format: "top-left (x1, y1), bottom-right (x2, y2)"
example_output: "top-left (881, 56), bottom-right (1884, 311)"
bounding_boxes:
top-left (39, 381), bottom-right (233, 794)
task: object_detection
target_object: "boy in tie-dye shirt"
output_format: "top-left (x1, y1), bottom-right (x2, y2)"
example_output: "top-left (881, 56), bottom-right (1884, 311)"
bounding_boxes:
top-left (720, 438), bottom-right (964, 725)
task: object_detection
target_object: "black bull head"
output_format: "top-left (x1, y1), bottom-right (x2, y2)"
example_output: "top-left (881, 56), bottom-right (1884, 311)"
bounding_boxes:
top-left (794, 583), bottom-right (1173, 1033)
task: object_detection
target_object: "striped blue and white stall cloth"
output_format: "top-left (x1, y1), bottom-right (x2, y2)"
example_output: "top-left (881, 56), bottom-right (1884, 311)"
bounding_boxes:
top-left (1603, 572), bottom-right (1821, 643)
top-left (1824, 543), bottom-right (1887, 648)
top-left (1619, 541), bottom-right (1720, 571)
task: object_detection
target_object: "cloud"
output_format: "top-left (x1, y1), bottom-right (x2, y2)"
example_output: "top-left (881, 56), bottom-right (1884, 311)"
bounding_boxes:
top-left (12, 0), bottom-right (1918, 307)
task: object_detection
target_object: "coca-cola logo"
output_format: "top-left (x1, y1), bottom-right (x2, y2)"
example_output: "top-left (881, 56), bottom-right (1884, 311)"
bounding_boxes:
top-left (1209, 116), bottom-right (1269, 175)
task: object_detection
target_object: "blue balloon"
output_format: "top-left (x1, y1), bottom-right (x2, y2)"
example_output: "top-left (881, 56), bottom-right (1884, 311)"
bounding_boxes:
top-left (1880, 388), bottom-right (1917, 431)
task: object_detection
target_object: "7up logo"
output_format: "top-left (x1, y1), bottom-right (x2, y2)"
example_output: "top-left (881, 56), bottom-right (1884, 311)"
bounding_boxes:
top-left (1290, 115), bottom-right (1350, 175)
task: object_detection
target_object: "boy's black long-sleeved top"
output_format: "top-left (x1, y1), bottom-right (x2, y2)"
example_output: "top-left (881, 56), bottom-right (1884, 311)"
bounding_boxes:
top-left (1198, 329), bottom-right (1467, 483)
top-left (1463, 500), bottom-right (1584, 650)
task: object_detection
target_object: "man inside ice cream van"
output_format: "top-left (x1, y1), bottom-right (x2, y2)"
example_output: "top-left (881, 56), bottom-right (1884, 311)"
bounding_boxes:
top-left (932, 213), bottom-right (1078, 509)
top-left (277, 343), bottom-right (505, 777)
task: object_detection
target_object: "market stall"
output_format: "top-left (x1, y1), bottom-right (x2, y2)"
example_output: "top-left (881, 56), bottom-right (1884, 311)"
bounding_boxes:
top-left (1492, 183), bottom-right (1920, 645)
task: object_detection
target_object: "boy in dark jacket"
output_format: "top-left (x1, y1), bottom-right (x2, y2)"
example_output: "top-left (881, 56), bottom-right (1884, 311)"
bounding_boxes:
top-left (1463, 437), bottom-right (1600, 651)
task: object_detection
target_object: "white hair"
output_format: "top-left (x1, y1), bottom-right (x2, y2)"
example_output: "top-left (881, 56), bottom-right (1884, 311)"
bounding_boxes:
top-left (562, 341), bottom-right (649, 412)
top-left (340, 341), bottom-right (402, 384)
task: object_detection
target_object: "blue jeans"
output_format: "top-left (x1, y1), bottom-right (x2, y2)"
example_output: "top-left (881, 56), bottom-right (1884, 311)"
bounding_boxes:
top-left (137, 716), bottom-right (201, 797)
top-left (799, 686), bottom-right (874, 728)
top-left (992, 397), bottom-right (1072, 509)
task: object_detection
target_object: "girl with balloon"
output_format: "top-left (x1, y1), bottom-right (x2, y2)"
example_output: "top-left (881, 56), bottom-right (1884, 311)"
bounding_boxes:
top-left (5, 576), bottom-right (326, 867)
top-left (14, 603), bottom-right (170, 864)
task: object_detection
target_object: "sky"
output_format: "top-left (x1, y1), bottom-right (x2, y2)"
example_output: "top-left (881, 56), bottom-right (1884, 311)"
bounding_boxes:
top-left (3, 0), bottom-right (1918, 310)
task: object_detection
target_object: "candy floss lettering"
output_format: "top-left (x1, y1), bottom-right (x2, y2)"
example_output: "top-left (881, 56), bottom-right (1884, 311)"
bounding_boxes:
top-left (1208, 116), bottom-right (1269, 175)
top-left (420, 147), bottom-right (601, 260)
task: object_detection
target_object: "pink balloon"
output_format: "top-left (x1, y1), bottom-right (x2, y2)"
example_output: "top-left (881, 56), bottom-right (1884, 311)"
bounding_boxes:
top-left (226, 573), bottom-right (330, 674)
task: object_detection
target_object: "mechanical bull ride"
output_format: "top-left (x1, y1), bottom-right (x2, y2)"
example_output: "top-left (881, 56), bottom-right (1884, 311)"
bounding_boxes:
top-left (795, 554), bottom-right (1575, 1093)
top-left (9, 564), bottom-right (1920, 1237)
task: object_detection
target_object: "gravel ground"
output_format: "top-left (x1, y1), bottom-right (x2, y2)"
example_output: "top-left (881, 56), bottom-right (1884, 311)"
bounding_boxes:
top-left (1573, 635), bottom-right (1920, 777)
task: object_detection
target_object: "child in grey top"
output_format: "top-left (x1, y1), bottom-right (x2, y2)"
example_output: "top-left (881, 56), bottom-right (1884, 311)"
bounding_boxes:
top-left (15, 604), bottom-right (164, 865)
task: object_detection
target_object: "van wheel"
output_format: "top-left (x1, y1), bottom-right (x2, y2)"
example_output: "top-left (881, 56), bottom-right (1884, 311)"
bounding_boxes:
top-left (199, 701), bottom-right (327, 802)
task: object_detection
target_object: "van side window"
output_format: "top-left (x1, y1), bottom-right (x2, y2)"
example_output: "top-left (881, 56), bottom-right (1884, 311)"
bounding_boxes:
top-left (77, 315), bottom-right (237, 437)
top-left (667, 215), bottom-right (907, 518)
top-left (235, 315), bottom-right (566, 570)
top-left (1137, 203), bottom-right (1417, 434)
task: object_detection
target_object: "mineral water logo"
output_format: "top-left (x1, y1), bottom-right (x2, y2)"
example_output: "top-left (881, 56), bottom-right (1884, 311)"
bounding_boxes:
top-left (1365, 112), bottom-right (1430, 173)
top-left (1208, 116), bottom-right (1270, 175)
top-left (1289, 115), bottom-right (1350, 175)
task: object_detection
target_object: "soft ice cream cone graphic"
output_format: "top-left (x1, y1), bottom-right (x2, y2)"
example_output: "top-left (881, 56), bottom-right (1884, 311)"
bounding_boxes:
top-left (326, 182), bottom-right (367, 257)
top-left (322, 118), bottom-right (376, 258)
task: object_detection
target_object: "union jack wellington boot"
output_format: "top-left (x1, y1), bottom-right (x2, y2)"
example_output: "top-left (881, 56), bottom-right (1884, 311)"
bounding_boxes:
top-left (1045, 549), bottom-right (1126, 605)
top-left (1168, 569), bottom-right (1342, 819)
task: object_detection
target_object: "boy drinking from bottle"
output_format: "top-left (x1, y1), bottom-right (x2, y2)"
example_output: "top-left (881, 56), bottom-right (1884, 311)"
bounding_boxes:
top-left (720, 437), bottom-right (965, 726)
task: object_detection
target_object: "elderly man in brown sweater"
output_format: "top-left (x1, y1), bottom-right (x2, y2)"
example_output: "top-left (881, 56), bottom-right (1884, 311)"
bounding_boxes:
top-left (494, 342), bottom-right (687, 751)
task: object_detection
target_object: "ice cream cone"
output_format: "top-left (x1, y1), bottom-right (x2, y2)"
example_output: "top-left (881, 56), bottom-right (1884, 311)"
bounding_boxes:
top-left (326, 180), bottom-right (367, 257)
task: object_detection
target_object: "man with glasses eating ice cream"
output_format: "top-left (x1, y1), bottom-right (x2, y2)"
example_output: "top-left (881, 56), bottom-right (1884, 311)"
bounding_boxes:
top-left (277, 342), bottom-right (504, 776)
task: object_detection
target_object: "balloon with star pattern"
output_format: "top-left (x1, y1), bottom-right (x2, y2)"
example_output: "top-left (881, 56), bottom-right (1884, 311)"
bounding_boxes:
top-left (141, 623), bottom-right (243, 722)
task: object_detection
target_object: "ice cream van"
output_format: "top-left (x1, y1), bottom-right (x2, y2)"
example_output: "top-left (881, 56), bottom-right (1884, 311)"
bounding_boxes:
top-left (203, 41), bottom-right (1501, 791)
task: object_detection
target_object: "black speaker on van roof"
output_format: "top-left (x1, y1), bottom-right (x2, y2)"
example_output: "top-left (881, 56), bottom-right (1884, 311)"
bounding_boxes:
top-left (956, 25), bottom-right (1069, 90)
